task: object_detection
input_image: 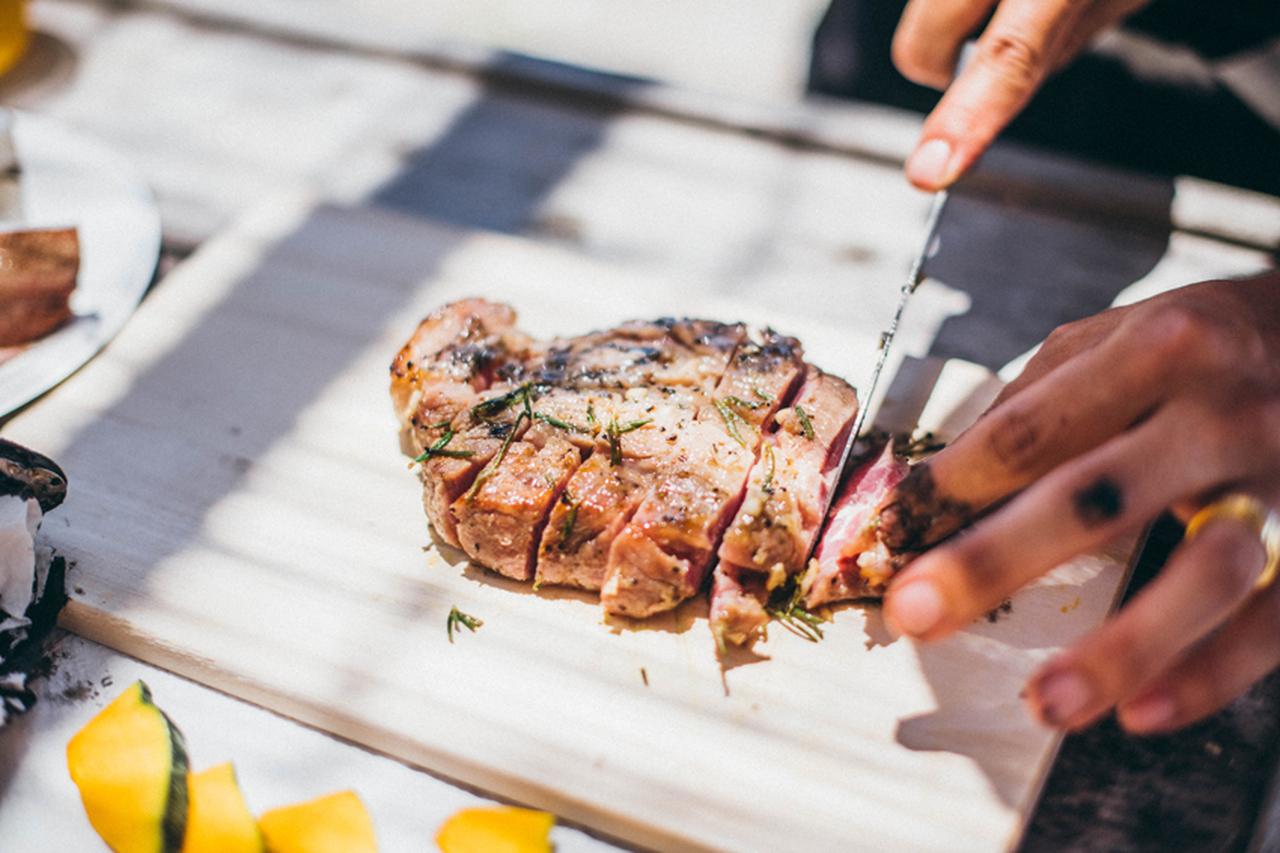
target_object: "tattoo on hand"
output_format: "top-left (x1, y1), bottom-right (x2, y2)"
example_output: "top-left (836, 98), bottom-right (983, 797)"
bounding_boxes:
top-left (1073, 476), bottom-right (1124, 527)
top-left (876, 464), bottom-right (975, 552)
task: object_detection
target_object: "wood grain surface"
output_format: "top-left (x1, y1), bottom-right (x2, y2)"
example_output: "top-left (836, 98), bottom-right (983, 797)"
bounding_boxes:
top-left (3, 199), bottom-right (1138, 851)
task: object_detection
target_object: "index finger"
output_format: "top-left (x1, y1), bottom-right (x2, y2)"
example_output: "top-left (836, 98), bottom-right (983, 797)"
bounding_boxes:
top-left (876, 304), bottom-right (1231, 553)
top-left (904, 0), bottom-right (1086, 190)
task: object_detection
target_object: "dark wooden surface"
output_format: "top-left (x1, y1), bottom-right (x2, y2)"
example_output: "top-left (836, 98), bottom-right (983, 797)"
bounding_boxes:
top-left (1025, 516), bottom-right (1280, 852)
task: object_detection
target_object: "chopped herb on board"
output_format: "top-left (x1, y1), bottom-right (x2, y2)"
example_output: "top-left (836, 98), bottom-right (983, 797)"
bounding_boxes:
top-left (446, 606), bottom-right (483, 643)
top-left (765, 579), bottom-right (825, 642)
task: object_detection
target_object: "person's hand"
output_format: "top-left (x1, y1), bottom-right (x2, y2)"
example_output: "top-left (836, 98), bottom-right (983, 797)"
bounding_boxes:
top-left (893, 0), bottom-right (1151, 190)
top-left (878, 271), bottom-right (1280, 733)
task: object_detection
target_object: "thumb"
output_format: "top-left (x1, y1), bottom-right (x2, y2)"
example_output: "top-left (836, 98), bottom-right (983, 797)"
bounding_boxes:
top-left (905, 0), bottom-right (1084, 190)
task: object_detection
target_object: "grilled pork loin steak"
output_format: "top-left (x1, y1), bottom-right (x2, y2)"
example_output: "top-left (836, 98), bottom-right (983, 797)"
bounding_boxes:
top-left (392, 300), bottom-right (914, 648)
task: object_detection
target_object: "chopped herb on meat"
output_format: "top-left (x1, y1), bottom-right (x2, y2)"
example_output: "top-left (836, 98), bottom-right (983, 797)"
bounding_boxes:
top-left (465, 411), bottom-right (526, 501)
top-left (558, 491), bottom-right (580, 549)
top-left (412, 426), bottom-right (475, 462)
top-left (605, 418), bottom-right (652, 466)
top-left (714, 399), bottom-right (747, 447)
top-left (794, 405), bottom-right (815, 440)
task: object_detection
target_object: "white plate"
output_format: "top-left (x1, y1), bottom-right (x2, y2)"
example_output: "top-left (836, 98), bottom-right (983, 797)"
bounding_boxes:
top-left (0, 111), bottom-right (160, 418)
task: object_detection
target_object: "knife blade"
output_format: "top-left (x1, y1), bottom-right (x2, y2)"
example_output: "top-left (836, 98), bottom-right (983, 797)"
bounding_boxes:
top-left (806, 42), bottom-right (975, 548)
top-left (808, 187), bottom-right (950, 551)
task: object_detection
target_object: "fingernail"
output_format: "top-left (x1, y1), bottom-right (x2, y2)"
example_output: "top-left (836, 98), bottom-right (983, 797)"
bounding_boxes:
top-left (887, 579), bottom-right (945, 637)
top-left (1119, 692), bottom-right (1176, 733)
top-left (1032, 670), bottom-right (1093, 727)
top-left (905, 138), bottom-right (953, 189)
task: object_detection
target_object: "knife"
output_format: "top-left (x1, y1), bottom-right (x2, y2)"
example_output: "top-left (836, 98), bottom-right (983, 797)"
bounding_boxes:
top-left (808, 44), bottom-right (974, 545)
top-left (807, 187), bottom-right (950, 551)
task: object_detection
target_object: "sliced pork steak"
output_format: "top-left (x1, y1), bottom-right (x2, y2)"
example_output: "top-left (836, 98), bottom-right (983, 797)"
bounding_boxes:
top-left (393, 302), bottom-right (936, 645)
top-left (600, 332), bottom-right (805, 618)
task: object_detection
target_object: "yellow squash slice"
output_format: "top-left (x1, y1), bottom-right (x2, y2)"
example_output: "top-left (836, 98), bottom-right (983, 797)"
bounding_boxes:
top-left (183, 762), bottom-right (264, 853)
top-left (66, 680), bottom-right (189, 853)
top-left (258, 790), bottom-right (377, 853)
top-left (436, 806), bottom-right (554, 853)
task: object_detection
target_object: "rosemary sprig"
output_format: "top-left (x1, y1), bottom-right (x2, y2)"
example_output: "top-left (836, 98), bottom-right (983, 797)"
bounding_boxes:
top-left (605, 418), bottom-right (652, 466)
top-left (446, 606), bottom-right (483, 643)
top-left (765, 577), bottom-right (825, 642)
top-left (586, 403), bottom-right (597, 428)
top-left (794, 405), bottom-right (815, 440)
top-left (724, 395), bottom-right (765, 410)
top-left (412, 426), bottom-right (475, 463)
top-left (534, 411), bottom-right (586, 433)
top-left (558, 491), bottom-right (580, 549)
top-left (714, 399), bottom-right (747, 447)
top-left (470, 384), bottom-right (527, 420)
top-left (761, 443), bottom-right (777, 495)
top-left (752, 387), bottom-right (775, 404)
top-left (470, 382), bottom-right (545, 422)
top-left (464, 412), bottom-right (526, 501)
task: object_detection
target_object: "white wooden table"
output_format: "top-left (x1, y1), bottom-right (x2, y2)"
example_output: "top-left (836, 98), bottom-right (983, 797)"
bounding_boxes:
top-left (0, 1), bottom-right (1277, 850)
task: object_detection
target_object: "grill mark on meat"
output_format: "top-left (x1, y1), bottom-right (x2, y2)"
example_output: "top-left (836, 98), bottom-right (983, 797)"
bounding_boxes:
top-left (600, 330), bottom-right (805, 618)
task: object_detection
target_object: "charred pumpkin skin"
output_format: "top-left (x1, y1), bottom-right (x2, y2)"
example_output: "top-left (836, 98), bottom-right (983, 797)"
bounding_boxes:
top-left (183, 763), bottom-right (264, 853)
top-left (66, 681), bottom-right (189, 853)
top-left (436, 806), bottom-right (555, 853)
top-left (258, 790), bottom-right (377, 853)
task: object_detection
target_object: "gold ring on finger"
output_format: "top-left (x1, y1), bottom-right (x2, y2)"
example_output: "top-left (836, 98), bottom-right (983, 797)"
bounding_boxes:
top-left (1185, 493), bottom-right (1280, 592)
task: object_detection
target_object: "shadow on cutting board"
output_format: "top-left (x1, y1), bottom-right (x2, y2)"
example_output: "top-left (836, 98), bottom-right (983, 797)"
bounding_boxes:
top-left (14, 60), bottom-right (631, 728)
top-left (894, 552), bottom-right (1129, 809)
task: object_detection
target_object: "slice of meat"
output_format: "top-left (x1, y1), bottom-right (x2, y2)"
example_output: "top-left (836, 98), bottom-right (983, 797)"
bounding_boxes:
top-left (600, 331), bottom-right (805, 618)
top-left (803, 443), bottom-right (910, 608)
top-left (452, 421), bottom-right (581, 580)
top-left (709, 563), bottom-right (770, 652)
top-left (717, 367), bottom-right (859, 576)
top-left (0, 228), bottom-right (79, 346)
top-left (392, 300), bottom-right (533, 548)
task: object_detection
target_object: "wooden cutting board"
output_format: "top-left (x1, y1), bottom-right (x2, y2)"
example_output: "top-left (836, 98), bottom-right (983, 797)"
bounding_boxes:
top-left (8, 198), bottom-right (1135, 851)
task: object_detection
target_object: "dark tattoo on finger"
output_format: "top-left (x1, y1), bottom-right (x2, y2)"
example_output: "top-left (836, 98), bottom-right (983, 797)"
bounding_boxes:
top-left (1073, 476), bottom-right (1124, 527)
top-left (876, 463), bottom-right (975, 552)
